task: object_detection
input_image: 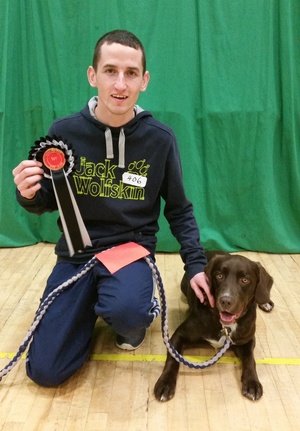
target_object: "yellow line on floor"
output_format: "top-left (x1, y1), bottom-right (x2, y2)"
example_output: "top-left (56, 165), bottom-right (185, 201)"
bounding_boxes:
top-left (90, 354), bottom-right (300, 365)
top-left (1, 352), bottom-right (300, 365)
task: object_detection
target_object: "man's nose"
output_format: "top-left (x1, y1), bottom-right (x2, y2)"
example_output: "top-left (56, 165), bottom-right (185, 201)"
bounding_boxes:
top-left (114, 73), bottom-right (126, 89)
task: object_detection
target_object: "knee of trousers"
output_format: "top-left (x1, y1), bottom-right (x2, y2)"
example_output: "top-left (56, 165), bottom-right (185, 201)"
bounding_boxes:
top-left (97, 301), bottom-right (154, 336)
top-left (26, 357), bottom-right (80, 387)
top-left (26, 365), bottom-right (63, 387)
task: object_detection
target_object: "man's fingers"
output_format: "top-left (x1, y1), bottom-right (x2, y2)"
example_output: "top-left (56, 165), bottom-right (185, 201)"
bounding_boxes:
top-left (12, 160), bottom-right (43, 177)
top-left (12, 160), bottom-right (44, 199)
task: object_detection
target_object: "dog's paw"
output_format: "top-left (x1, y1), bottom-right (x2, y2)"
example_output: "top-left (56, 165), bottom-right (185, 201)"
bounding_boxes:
top-left (242, 378), bottom-right (263, 401)
top-left (259, 300), bottom-right (274, 313)
top-left (154, 376), bottom-right (176, 402)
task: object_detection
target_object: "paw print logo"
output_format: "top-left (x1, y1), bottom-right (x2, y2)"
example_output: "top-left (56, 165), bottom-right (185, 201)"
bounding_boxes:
top-left (127, 159), bottom-right (150, 177)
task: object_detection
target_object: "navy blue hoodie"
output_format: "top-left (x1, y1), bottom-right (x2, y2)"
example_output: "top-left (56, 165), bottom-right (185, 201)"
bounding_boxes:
top-left (17, 99), bottom-right (206, 279)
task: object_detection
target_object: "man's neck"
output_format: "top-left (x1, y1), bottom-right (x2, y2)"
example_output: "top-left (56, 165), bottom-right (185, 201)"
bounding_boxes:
top-left (94, 105), bottom-right (135, 128)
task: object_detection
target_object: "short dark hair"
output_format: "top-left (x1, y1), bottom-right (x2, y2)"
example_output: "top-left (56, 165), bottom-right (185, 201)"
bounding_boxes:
top-left (92, 30), bottom-right (146, 73)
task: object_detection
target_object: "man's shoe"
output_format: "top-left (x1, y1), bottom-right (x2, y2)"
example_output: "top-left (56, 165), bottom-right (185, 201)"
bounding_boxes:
top-left (116, 330), bottom-right (146, 351)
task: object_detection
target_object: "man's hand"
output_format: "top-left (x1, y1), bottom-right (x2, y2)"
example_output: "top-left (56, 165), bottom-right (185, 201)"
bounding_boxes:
top-left (12, 160), bottom-right (44, 199)
top-left (190, 272), bottom-right (215, 308)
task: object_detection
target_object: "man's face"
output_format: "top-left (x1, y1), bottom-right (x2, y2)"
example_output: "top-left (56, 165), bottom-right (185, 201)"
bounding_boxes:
top-left (88, 42), bottom-right (150, 127)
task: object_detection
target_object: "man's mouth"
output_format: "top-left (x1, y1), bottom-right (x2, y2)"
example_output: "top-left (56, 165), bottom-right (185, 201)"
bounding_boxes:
top-left (112, 95), bottom-right (127, 99)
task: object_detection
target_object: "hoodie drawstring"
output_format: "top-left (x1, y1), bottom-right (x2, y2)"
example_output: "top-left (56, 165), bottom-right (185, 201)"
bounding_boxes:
top-left (118, 128), bottom-right (125, 169)
top-left (105, 127), bottom-right (125, 169)
top-left (105, 128), bottom-right (114, 159)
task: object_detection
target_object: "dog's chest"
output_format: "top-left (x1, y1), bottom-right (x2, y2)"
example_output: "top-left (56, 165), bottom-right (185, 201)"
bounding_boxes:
top-left (205, 322), bottom-right (237, 348)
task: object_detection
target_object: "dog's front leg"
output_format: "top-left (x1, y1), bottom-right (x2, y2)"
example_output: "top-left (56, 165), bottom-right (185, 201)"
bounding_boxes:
top-left (154, 325), bottom-right (188, 402)
top-left (233, 340), bottom-right (263, 401)
top-left (154, 311), bottom-right (206, 402)
top-left (154, 350), bottom-right (181, 402)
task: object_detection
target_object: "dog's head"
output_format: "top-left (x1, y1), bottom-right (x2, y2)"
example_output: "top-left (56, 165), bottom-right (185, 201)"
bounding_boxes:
top-left (204, 254), bottom-right (273, 326)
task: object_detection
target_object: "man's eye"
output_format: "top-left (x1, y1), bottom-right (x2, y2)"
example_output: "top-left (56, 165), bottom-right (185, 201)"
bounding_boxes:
top-left (127, 70), bottom-right (137, 77)
top-left (105, 69), bottom-right (116, 75)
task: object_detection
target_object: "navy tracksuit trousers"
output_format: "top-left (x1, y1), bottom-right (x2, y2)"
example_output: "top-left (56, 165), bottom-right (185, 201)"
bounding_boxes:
top-left (26, 258), bottom-right (159, 386)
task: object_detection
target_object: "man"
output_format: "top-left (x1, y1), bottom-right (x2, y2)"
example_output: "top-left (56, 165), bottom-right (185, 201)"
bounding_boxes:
top-left (12, 30), bottom-right (214, 387)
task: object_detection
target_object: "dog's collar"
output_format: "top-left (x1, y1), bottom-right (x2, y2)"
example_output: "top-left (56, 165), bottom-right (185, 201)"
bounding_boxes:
top-left (221, 325), bottom-right (233, 343)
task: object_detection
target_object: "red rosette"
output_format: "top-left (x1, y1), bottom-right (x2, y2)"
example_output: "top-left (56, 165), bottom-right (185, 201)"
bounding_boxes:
top-left (28, 136), bottom-right (76, 179)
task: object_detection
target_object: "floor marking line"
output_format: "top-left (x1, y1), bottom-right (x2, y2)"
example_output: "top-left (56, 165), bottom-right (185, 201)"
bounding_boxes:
top-left (1, 352), bottom-right (300, 365)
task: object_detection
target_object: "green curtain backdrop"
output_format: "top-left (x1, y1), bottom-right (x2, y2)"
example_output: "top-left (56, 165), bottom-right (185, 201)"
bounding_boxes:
top-left (1, 0), bottom-right (299, 253)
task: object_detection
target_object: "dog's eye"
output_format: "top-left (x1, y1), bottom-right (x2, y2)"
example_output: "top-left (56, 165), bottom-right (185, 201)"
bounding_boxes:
top-left (216, 274), bottom-right (224, 280)
top-left (241, 277), bottom-right (250, 284)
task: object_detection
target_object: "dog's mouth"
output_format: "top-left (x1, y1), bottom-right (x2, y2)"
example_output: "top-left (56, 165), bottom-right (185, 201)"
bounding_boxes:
top-left (219, 311), bottom-right (242, 326)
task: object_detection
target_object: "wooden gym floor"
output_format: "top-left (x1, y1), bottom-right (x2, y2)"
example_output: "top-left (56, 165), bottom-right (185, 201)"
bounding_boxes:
top-left (0, 243), bottom-right (300, 431)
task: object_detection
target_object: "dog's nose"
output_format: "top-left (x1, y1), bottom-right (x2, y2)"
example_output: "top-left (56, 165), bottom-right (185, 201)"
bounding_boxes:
top-left (219, 295), bottom-right (232, 308)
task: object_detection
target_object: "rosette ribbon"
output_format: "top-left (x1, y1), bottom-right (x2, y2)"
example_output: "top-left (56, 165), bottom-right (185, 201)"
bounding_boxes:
top-left (29, 136), bottom-right (92, 256)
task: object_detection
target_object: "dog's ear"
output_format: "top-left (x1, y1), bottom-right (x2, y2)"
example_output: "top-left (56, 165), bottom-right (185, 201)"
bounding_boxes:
top-left (204, 255), bottom-right (224, 295)
top-left (204, 255), bottom-right (219, 281)
top-left (254, 263), bottom-right (273, 305)
top-left (180, 273), bottom-right (189, 297)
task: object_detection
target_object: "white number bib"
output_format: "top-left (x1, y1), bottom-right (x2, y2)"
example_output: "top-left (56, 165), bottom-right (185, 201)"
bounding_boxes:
top-left (122, 172), bottom-right (147, 188)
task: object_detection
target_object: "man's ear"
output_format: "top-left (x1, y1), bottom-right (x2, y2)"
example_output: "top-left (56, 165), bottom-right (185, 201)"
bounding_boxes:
top-left (140, 71), bottom-right (150, 92)
top-left (87, 66), bottom-right (97, 87)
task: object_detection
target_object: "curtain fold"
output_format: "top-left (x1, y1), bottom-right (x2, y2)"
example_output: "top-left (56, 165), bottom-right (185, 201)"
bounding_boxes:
top-left (1, 0), bottom-right (299, 253)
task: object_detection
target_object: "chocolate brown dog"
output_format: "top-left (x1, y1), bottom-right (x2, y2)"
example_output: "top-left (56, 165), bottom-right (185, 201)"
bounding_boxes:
top-left (154, 251), bottom-right (274, 402)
